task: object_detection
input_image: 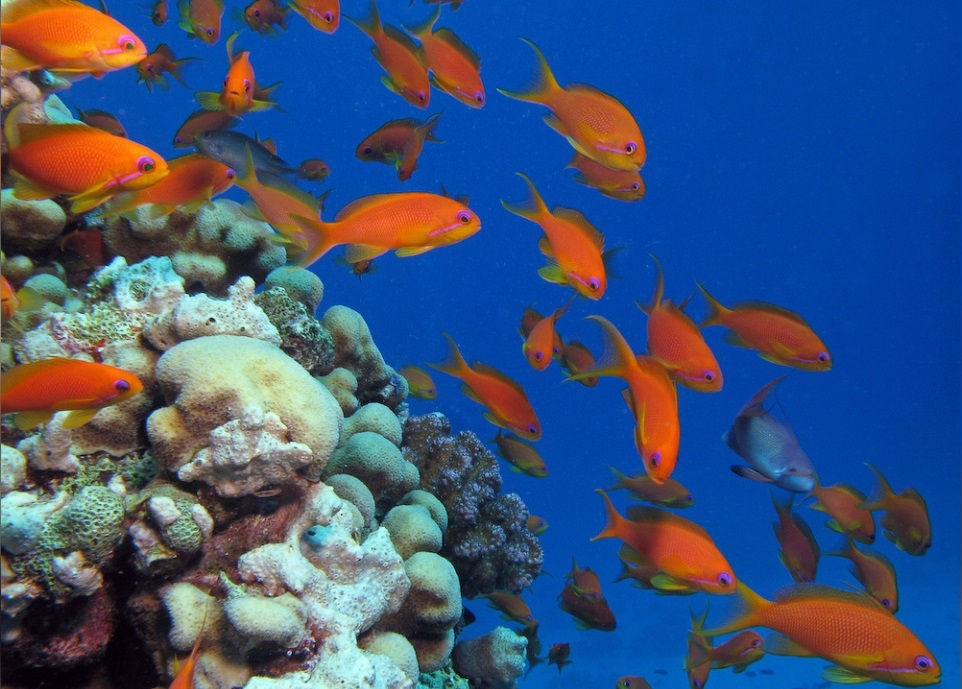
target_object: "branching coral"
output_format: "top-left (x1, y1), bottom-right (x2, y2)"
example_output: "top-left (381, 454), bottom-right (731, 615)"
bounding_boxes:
top-left (401, 414), bottom-right (543, 597)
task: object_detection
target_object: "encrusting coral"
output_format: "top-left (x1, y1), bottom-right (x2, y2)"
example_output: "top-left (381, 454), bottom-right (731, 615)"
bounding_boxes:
top-left (402, 414), bottom-right (543, 598)
top-left (451, 626), bottom-right (527, 689)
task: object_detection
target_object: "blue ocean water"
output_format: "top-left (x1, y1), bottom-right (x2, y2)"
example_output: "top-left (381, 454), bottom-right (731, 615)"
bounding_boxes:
top-left (62, 1), bottom-right (960, 687)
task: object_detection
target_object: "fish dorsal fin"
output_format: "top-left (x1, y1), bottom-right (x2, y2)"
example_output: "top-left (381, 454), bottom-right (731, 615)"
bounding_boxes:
top-left (770, 582), bottom-right (886, 611)
top-left (624, 505), bottom-right (711, 540)
top-left (383, 24), bottom-right (420, 54)
top-left (471, 361), bottom-right (528, 397)
top-left (16, 122), bottom-right (97, 147)
top-left (551, 207), bottom-right (605, 251)
top-left (334, 193), bottom-right (395, 221)
top-left (641, 253), bottom-right (665, 315)
top-left (729, 300), bottom-right (811, 325)
top-left (2, 0), bottom-right (93, 23)
top-left (433, 28), bottom-right (481, 68)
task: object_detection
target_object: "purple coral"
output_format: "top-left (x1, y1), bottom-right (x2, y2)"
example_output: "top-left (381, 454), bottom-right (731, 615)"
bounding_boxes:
top-left (402, 414), bottom-right (543, 598)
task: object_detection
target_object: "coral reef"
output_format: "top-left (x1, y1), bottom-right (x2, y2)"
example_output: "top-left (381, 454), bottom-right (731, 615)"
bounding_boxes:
top-left (451, 626), bottom-right (527, 689)
top-left (402, 414), bottom-right (543, 597)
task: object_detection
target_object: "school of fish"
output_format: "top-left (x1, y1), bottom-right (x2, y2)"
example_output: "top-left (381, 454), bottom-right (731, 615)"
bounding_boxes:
top-left (0, 0), bottom-right (941, 687)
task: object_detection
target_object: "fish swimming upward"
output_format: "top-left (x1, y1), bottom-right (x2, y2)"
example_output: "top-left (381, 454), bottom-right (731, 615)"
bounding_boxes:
top-left (723, 376), bottom-right (817, 492)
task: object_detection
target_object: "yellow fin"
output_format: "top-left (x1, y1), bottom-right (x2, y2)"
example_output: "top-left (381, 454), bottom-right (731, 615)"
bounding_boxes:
top-left (13, 410), bottom-right (53, 430)
top-left (62, 408), bottom-right (101, 429)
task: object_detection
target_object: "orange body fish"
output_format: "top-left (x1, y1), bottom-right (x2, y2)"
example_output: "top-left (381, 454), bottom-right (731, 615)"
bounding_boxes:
top-left (559, 340), bottom-right (597, 386)
top-left (593, 491), bottom-right (735, 595)
top-left (405, 7), bottom-right (485, 108)
top-left (807, 481), bottom-right (876, 544)
top-left (196, 33), bottom-right (278, 116)
top-left (771, 493), bottom-right (820, 583)
top-left (521, 301), bottom-right (570, 371)
top-left (150, 0), bottom-right (168, 25)
top-left (607, 466), bottom-right (694, 508)
top-left (349, 0), bottom-right (429, 107)
top-left (566, 152), bottom-right (646, 201)
top-left (641, 256), bottom-right (722, 392)
top-left (239, 0), bottom-right (289, 37)
top-left (828, 537), bottom-right (899, 613)
top-left (177, 0), bottom-right (224, 43)
top-left (291, 192), bottom-right (481, 268)
top-left (862, 463), bottom-right (931, 556)
top-left (76, 109), bottom-right (127, 137)
top-left (356, 114), bottom-right (442, 181)
top-left (101, 153), bottom-right (235, 219)
top-left (429, 334), bottom-right (541, 441)
top-left (573, 316), bottom-right (680, 485)
top-left (492, 430), bottom-right (548, 477)
top-left (499, 39), bottom-right (645, 172)
top-left (0, 0), bottom-right (147, 76)
top-left (1, 358), bottom-right (143, 430)
top-left (289, 0), bottom-right (339, 33)
top-left (687, 606), bottom-right (764, 688)
top-left (698, 284), bottom-right (832, 371)
top-left (399, 365), bottom-right (437, 400)
top-left (502, 173), bottom-right (608, 300)
top-left (700, 582), bottom-right (940, 685)
top-left (558, 578), bottom-right (616, 631)
top-left (4, 113), bottom-right (169, 214)
top-left (481, 591), bottom-right (537, 628)
top-left (137, 44), bottom-right (198, 91)
top-left (172, 109), bottom-right (238, 148)
top-left (547, 642), bottom-right (572, 672)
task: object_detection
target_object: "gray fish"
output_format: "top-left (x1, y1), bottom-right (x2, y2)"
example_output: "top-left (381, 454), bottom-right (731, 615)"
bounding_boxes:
top-left (723, 376), bottom-right (817, 492)
top-left (194, 129), bottom-right (302, 180)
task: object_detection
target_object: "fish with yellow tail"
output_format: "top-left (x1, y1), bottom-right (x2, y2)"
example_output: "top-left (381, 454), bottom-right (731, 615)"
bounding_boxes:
top-left (698, 581), bottom-right (939, 685)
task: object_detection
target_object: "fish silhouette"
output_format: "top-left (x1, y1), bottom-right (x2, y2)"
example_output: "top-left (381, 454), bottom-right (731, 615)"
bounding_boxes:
top-left (723, 376), bottom-right (817, 492)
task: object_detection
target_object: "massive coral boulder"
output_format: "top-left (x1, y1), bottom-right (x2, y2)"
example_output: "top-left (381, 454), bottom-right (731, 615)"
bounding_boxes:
top-left (146, 335), bottom-right (343, 496)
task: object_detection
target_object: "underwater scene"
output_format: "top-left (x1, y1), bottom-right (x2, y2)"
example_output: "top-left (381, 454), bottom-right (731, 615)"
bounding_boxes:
top-left (0, 1), bottom-right (959, 688)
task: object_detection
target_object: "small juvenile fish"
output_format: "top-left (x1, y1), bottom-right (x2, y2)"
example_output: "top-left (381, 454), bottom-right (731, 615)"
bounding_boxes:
top-left (547, 642), bottom-right (573, 672)
top-left (826, 537), bottom-right (899, 613)
top-left (807, 481), bottom-right (875, 544)
top-left (289, 0), bottom-right (339, 33)
top-left (771, 493), bottom-right (820, 583)
top-left (137, 44), bottom-right (198, 92)
top-left (76, 108), bottom-right (127, 137)
top-left (492, 430), bottom-right (548, 477)
top-left (171, 109), bottom-right (237, 148)
top-left (194, 130), bottom-right (299, 178)
top-left (399, 365), bottom-right (437, 400)
top-left (862, 463), bottom-right (931, 556)
top-left (566, 152), bottom-right (646, 201)
top-left (608, 466), bottom-right (694, 508)
top-left (526, 515), bottom-right (548, 536)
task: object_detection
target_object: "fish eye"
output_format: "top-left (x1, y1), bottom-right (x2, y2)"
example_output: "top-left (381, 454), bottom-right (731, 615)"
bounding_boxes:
top-left (457, 211), bottom-right (472, 223)
top-left (137, 156), bottom-right (156, 173)
top-left (750, 638), bottom-right (761, 648)
top-left (114, 380), bottom-right (130, 392)
top-left (253, 8), bottom-right (261, 17)
top-left (915, 656), bottom-right (933, 671)
top-left (527, 424), bottom-right (538, 435)
top-left (534, 351), bottom-right (544, 362)
top-left (631, 182), bottom-right (640, 190)
top-left (243, 79), bottom-right (252, 93)
top-left (206, 27), bottom-right (215, 37)
top-left (475, 93), bottom-right (484, 104)
top-left (226, 169), bottom-right (236, 179)
top-left (882, 598), bottom-right (893, 609)
top-left (817, 352), bottom-right (830, 362)
top-left (323, 11), bottom-right (335, 22)
top-left (625, 142), bottom-right (636, 154)
top-left (787, 467), bottom-right (797, 473)
top-left (119, 35), bottom-right (137, 51)
top-left (587, 278), bottom-right (600, 291)
top-left (716, 572), bottom-right (733, 586)
top-left (417, 92), bottom-right (427, 102)
top-left (649, 452), bottom-right (661, 467)
top-left (703, 371), bottom-right (715, 382)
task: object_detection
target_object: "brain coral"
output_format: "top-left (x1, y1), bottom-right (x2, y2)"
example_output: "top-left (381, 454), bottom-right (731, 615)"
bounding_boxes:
top-left (401, 414), bottom-right (543, 598)
top-left (147, 335), bottom-right (343, 495)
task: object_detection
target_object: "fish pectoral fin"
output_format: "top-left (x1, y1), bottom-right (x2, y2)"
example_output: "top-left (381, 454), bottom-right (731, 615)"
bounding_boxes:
top-left (62, 408), bottom-right (102, 429)
top-left (542, 112), bottom-right (570, 139)
top-left (721, 330), bottom-right (751, 349)
top-left (537, 264), bottom-right (566, 285)
top-left (379, 74), bottom-right (401, 96)
top-left (69, 182), bottom-right (116, 214)
top-left (730, 465), bottom-right (773, 483)
top-left (13, 411), bottom-right (54, 430)
top-left (344, 244), bottom-right (387, 263)
top-left (194, 91), bottom-right (224, 111)
top-left (649, 573), bottom-right (692, 593)
top-left (460, 384), bottom-right (483, 406)
top-left (481, 411), bottom-right (506, 429)
top-left (821, 665), bottom-right (872, 684)
top-left (763, 632), bottom-right (817, 657)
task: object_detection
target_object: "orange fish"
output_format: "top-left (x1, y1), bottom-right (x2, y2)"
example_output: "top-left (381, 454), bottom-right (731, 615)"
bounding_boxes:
top-left (498, 39), bottom-right (645, 172)
top-left (807, 481), bottom-right (876, 545)
top-left (559, 339), bottom-right (597, 387)
top-left (58, 228), bottom-right (108, 271)
top-left (616, 678), bottom-right (651, 689)
top-left (607, 466), bottom-right (694, 508)
top-left (4, 110), bottom-right (169, 214)
top-left (196, 32), bottom-right (278, 116)
top-left (172, 109), bottom-right (238, 148)
top-left (428, 333), bottom-right (541, 441)
top-left (399, 365), bottom-right (437, 400)
top-left (289, 0), bottom-right (339, 33)
top-left (526, 515), bottom-right (548, 536)
top-left (100, 153), bottom-right (235, 219)
top-left (1, 277), bottom-right (44, 322)
top-left (593, 490), bottom-right (735, 595)
top-left (355, 114), bottom-right (442, 182)
top-left (520, 300), bottom-right (571, 371)
top-left (0, 0), bottom-right (148, 76)
top-left (290, 192), bottom-right (481, 268)
top-left (348, 0), bottom-right (430, 107)
top-left (641, 255), bottom-right (722, 392)
top-left (76, 108), bottom-right (127, 137)
top-left (547, 642), bottom-right (572, 672)
top-left (698, 284), bottom-right (832, 371)
top-left (614, 544), bottom-right (687, 595)
top-left (177, 0), bottom-right (224, 43)
top-left (862, 463), bottom-right (931, 556)
top-left (566, 152), bottom-right (646, 201)
top-left (333, 254), bottom-right (378, 279)
top-left (771, 493), bottom-right (820, 583)
top-left (298, 158), bottom-right (331, 182)
top-left (502, 173), bottom-right (608, 300)
top-left (1, 358), bottom-right (143, 430)
top-left (564, 557), bottom-right (602, 601)
top-left (827, 537), bottom-right (899, 613)
top-left (149, 0), bottom-right (168, 25)
top-left (404, 7), bottom-right (485, 108)
top-left (237, 0), bottom-right (289, 37)
top-left (571, 317), bottom-right (679, 485)
top-left (558, 577), bottom-right (616, 631)
top-left (137, 44), bottom-right (198, 91)
top-left (687, 606), bottom-right (764, 688)
top-left (481, 591), bottom-right (537, 629)
top-left (699, 582), bottom-right (940, 685)
top-left (492, 430), bottom-right (548, 477)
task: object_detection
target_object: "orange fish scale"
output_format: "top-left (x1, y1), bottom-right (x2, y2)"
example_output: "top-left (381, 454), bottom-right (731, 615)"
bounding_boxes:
top-left (12, 129), bottom-right (127, 193)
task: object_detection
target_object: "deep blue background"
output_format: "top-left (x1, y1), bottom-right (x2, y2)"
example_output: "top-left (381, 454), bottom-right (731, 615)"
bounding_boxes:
top-left (67, 1), bottom-right (960, 687)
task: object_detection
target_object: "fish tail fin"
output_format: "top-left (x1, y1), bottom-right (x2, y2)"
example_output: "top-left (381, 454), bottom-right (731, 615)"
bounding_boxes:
top-left (3, 101), bottom-right (29, 149)
top-left (346, 0), bottom-right (381, 37)
top-left (685, 605), bottom-right (713, 670)
top-left (566, 315), bottom-right (635, 383)
top-left (427, 332), bottom-right (470, 380)
top-left (697, 582), bottom-right (768, 637)
top-left (288, 214), bottom-right (337, 268)
top-left (860, 462), bottom-right (894, 511)
top-left (639, 252), bottom-right (665, 315)
top-left (420, 112), bottom-right (443, 142)
top-left (496, 38), bottom-right (561, 105)
top-left (606, 465), bottom-right (629, 491)
top-left (590, 489), bottom-right (624, 542)
top-left (697, 282), bottom-right (729, 327)
top-left (403, 3), bottom-right (440, 38)
top-left (501, 171), bottom-right (548, 223)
